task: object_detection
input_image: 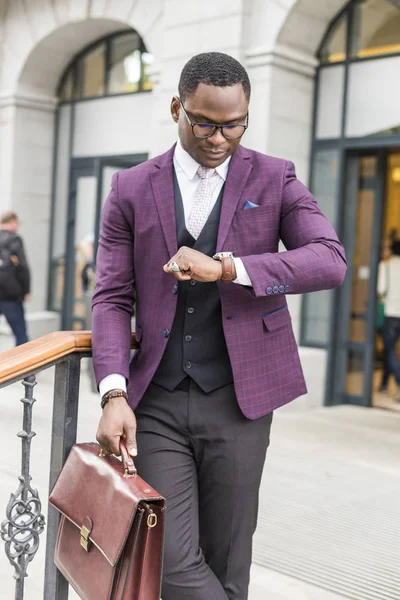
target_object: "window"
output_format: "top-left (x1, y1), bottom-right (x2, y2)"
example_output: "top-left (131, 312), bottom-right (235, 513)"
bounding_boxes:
top-left (319, 13), bottom-right (348, 63)
top-left (301, 149), bottom-right (341, 346)
top-left (351, 0), bottom-right (400, 58)
top-left (57, 30), bottom-right (153, 101)
top-left (318, 0), bottom-right (400, 64)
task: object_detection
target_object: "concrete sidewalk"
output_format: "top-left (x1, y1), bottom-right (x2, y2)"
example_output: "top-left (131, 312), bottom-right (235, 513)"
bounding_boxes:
top-left (1, 363), bottom-right (398, 599)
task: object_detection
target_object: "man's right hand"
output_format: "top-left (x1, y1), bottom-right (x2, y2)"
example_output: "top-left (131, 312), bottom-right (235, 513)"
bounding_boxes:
top-left (96, 395), bottom-right (137, 457)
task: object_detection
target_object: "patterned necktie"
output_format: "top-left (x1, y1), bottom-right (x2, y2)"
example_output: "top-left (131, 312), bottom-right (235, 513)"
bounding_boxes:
top-left (187, 166), bottom-right (216, 239)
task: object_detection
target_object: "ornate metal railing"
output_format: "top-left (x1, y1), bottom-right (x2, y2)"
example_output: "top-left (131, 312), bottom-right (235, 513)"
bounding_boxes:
top-left (0, 332), bottom-right (137, 599)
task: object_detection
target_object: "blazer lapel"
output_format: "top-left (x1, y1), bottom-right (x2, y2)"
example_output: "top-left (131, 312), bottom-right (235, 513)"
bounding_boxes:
top-left (150, 146), bottom-right (178, 258)
top-left (216, 146), bottom-right (253, 251)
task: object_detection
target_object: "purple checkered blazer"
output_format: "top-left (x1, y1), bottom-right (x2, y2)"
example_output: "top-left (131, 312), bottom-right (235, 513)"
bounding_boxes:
top-left (92, 144), bottom-right (346, 419)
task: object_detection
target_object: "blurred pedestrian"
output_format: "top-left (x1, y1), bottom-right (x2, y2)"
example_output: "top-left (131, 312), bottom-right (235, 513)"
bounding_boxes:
top-left (0, 211), bottom-right (30, 345)
top-left (378, 240), bottom-right (400, 401)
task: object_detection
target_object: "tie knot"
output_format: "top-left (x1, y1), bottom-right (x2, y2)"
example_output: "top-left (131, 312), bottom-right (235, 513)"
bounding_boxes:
top-left (197, 166), bottom-right (215, 180)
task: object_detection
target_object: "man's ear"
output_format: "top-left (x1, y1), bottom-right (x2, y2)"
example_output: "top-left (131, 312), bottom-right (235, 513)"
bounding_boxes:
top-left (170, 96), bottom-right (180, 123)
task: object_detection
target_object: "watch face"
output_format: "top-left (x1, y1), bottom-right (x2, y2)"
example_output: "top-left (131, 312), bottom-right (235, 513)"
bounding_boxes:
top-left (213, 252), bottom-right (234, 260)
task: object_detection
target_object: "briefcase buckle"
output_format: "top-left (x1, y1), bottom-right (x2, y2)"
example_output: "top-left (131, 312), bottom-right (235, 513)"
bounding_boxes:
top-left (80, 525), bottom-right (92, 552)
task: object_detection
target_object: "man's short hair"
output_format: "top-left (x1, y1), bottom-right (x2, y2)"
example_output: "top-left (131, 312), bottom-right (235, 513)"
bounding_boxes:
top-left (391, 240), bottom-right (400, 256)
top-left (0, 211), bottom-right (18, 225)
top-left (178, 52), bottom-right (251, 103)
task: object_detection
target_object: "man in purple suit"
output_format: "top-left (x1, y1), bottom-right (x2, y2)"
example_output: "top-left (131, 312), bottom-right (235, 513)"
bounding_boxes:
top-left (92, 52), bottom-right (346, 600)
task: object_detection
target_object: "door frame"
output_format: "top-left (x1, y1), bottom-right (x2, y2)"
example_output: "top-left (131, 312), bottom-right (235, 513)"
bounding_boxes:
top-left (326, 148), bottom-right (387, 407)
top-left (61, 153), bottom-right (146, 330)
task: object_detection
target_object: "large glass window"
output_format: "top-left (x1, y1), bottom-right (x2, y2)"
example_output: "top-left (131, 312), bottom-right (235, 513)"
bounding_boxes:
top-left (58, 30), bottom-right (153, 101)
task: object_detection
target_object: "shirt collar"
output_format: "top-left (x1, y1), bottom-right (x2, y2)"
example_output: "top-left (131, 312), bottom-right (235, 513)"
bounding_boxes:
top-left (174, 140), bottom-right (231, 181)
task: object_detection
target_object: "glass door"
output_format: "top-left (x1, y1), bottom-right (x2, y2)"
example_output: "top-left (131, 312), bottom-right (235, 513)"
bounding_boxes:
top-left (329, 152), bottom-right (386, 406)
top-left (62, 158), bottom-right (132, 330)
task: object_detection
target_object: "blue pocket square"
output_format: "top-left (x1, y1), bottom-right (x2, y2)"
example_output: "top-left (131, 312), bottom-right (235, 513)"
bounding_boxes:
top-left (243, 200), bottom-right (260, 210)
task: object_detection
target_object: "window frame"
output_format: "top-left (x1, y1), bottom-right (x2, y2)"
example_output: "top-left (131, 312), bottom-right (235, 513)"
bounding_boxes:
top-left (57, 29), bottom-right (153, 103)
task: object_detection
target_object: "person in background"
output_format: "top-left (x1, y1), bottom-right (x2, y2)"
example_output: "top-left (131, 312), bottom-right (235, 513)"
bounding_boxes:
top-left (0, 211), bottom-right (30, 346)
top-left (378, 240), bottom-right (400, 402)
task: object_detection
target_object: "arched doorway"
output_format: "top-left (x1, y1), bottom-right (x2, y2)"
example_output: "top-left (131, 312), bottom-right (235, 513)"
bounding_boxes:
top-left (48, 29), bottom-right (154, 329)
top-left (0, 0), bottom-right (162, 335)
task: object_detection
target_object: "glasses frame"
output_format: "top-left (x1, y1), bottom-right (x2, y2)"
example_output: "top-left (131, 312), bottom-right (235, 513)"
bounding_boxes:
top-left (178, 99), bottom-right (249, 140)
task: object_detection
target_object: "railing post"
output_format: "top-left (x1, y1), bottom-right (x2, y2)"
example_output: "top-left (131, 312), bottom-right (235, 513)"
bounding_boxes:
top-left (1, 375), bottom-right (45, 600)
top-left (44, 355), bottom-right (82, 600)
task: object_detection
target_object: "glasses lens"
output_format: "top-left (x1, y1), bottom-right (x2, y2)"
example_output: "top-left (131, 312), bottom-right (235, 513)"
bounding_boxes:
top-left (221, 125), bottom-right (246, 139)
top-left (193, 123), bottom-right (216, 138)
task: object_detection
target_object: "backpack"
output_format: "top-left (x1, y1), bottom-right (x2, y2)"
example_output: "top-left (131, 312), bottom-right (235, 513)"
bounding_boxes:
top-left (0, 233), bottom-right (23, 300)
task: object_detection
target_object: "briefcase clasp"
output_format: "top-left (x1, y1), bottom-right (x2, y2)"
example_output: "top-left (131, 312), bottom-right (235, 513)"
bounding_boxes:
top-left (80, 525), bottom-right (92, 552)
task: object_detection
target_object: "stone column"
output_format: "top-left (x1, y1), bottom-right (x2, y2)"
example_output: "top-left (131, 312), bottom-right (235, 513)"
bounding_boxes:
top-left (0, 92), bottom-right (57, 316)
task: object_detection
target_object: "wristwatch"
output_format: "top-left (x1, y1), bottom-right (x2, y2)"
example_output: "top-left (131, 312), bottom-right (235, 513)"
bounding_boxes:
top-left (213, 252), bottom-right (236, 283)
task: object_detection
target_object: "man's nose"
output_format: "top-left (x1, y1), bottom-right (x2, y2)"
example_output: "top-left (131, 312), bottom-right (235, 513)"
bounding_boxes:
top-left (208, 127), bottom-right (225, 146)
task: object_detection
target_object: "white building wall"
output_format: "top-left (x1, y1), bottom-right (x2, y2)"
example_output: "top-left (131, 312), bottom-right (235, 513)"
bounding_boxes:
top-left (0, 0), bottom-right (351, 408)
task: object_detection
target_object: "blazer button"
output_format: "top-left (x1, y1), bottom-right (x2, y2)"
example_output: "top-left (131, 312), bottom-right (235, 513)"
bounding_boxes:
top-left (273, 286), bottom-right (279, 294)
top-left (187, 307), bottom-right (195, 314)
top-left (285, 285), bottom-right (290, 292)
top-left (184, 361), bottom-right (192, 369)
top-left (278, 285), bottom-right (285, 293)
top-left (162, 328), bottom-right (169, 338)
top-left (172, 284), bottom-right (178, 294)
top-left (266, 287), bottom-right (272, 295)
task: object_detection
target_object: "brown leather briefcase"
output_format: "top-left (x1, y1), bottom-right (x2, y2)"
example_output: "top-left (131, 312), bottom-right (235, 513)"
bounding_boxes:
top-left (49, 442), bottom-right (165, 600)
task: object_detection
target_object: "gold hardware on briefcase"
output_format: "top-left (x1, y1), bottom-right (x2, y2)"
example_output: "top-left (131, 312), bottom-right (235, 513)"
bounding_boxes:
top-left (80, 525), bottom-right (92, 552)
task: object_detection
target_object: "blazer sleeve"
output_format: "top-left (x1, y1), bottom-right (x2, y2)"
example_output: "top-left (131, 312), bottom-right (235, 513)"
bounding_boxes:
top-left (92, 172), bottom-right (135, 386)
top-left (240, 161), bottom-right (347, 297)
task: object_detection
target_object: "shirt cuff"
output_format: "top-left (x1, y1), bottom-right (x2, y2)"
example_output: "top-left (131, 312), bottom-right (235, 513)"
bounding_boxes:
top-left (232, 257), bottom-right (253, 287)
top-left (99, 373), bottom-right (127, 398)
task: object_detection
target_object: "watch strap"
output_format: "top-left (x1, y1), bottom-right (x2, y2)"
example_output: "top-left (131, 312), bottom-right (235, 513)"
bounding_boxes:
top-left (220, 256), bottom-right (236, 283)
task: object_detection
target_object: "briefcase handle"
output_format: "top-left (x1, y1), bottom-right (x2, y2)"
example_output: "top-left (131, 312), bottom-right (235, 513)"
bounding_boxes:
top-left (120, 440), bottom-right (137, 477)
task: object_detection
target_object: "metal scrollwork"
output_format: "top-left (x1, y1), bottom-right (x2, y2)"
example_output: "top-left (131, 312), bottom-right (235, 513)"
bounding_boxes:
top-left (1, 375), bottom-right (45, 598)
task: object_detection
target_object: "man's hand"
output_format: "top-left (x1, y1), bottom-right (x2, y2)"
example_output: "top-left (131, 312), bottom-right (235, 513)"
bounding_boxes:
top-left (164, 247), bottom-right (222, 282)
top-left (96, 395), bottom-right (137, 457)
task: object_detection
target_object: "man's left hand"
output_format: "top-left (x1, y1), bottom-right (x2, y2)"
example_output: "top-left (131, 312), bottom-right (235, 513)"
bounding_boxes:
top-left (164, 247), bottom-right (222, 282)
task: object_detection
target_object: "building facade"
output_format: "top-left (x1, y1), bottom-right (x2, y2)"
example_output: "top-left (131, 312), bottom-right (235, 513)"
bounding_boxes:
top-left (0, 0), bottom-right (399, 410)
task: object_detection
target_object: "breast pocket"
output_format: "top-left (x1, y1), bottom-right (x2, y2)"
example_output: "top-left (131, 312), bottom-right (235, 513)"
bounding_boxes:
top-left (236, 205), bottom-right (277, 221)
top-left (229, 205), bottom-right (279, 254)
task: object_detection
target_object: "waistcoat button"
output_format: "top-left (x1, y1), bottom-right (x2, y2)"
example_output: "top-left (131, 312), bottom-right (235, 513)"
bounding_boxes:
top-left (187, 307), bottom-right (195, 314)
top-left (189, 280), bottom-right (197, 286)
top-left (185, 335), bottom-right (192, 342)
top-left (184, 361), bottom-right (192, 369)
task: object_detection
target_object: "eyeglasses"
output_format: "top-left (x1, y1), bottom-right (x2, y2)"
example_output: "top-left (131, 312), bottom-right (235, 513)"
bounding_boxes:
top-left (179, 99), bottom-right (248, 140)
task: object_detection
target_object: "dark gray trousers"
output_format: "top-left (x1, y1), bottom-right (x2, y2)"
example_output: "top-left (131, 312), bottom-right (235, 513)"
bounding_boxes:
top-left (135, 379), bottom-right (273, 600)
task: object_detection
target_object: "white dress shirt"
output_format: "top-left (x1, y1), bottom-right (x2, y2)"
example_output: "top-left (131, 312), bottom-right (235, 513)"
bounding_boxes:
top-left (99, 141), bottom-right (252, 397)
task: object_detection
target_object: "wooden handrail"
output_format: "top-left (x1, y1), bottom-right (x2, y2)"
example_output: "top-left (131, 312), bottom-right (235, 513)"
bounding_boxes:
top-left (0, 331), bottom-right (138, 385)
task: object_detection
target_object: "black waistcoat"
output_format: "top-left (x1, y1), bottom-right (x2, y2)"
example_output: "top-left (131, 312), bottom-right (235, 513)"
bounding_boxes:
top-left (152, 175), bottom-right (233, 392)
